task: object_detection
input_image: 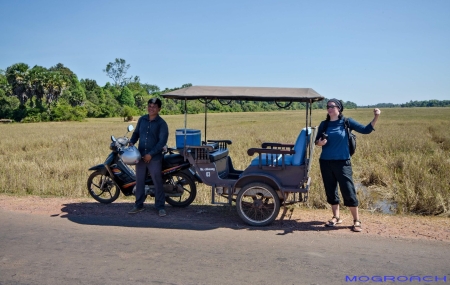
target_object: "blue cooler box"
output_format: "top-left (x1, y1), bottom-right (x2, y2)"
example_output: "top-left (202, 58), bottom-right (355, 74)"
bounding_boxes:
top-left (175, 129), bottom-right (201, 149)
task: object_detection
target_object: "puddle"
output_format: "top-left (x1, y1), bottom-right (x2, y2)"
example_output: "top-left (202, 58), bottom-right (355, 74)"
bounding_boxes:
top-left (372, 200), bottom-right (397, 215)
top-left (355, 183), bottom-right (397, 214)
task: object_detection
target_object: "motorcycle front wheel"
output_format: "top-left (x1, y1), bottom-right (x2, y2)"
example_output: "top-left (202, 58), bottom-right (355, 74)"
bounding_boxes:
top-left (165, 171), bottom-right (197, 207)
top-left (87, 171), bottom-right (121, 204)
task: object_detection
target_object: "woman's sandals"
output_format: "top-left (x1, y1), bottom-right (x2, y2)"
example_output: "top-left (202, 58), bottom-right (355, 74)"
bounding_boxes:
top-left (352, 220), bottom-right (362, 232)
top-left (325, 217), bottom-right (362, 232)
top-left (325, 216), bottom-right (343, 227)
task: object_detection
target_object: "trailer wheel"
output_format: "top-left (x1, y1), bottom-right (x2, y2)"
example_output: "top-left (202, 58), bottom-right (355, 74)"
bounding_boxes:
top-left (236, 182), bottom-right (280, 226)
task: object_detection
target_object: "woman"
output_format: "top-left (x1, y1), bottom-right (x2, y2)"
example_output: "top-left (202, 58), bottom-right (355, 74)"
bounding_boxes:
top-left (315, 99), bottom-right (381, 232)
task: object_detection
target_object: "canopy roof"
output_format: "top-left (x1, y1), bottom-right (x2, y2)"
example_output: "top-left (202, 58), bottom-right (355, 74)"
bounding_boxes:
top-left (161, 86), bottom-right (324, 102)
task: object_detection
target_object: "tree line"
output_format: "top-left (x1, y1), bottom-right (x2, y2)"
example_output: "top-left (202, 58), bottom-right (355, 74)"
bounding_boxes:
top-left (1, 58), bottom-right (360, 122)
top-left (360, 100), bottom-right (450, 108)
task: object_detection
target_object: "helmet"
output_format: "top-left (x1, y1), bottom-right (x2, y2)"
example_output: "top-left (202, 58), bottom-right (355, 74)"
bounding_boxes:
top-left (121, 146), bottom-right (141, 165)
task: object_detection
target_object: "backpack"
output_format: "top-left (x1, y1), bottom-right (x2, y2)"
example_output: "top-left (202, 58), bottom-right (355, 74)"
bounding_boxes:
top-left (344, 118), bottom-right (357, 156)
top-left (322, 117), bottom-right (357, 156)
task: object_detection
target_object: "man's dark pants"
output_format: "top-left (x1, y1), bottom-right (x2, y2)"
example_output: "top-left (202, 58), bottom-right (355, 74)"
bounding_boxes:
top-left (135, 159), bottom-right (165, 210)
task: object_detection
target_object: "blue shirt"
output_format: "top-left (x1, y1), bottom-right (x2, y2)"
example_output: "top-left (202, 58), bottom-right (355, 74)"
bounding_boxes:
top-left (315, 117), bottom-right (374, 160)
top-left (130, 114), bottom-right (169, 161)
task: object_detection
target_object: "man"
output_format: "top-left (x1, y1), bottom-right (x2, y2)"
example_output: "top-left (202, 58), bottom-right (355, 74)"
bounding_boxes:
top-left (128, 98), bottom-right (169, 216)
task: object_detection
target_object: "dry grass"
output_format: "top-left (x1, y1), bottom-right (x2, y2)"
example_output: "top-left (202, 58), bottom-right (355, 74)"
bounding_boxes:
top-left (1, 108), bottom-right (449, 216)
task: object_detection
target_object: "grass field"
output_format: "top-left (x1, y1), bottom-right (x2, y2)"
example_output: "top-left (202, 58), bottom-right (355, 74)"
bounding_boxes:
top-left (1, 107), bottom-right (449, 216)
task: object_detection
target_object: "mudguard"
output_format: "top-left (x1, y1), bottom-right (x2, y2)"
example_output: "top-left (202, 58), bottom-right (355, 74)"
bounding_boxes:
top-left (88, 164), bottom-right (108, 175)
top-left (234, 173), bottom-right (282, 194)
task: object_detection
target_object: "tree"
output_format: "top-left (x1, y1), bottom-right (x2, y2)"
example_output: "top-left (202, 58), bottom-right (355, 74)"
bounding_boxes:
top-left (81, 78), bottom-right (99, 92)
top-left (0, 92), bottom-right (20, 119)
top-left (61, 82), bottom-right (85, 107)
top-left (42, 70), bottom-right (68, 105)
top-left (6, 63), bottom-right (30, 104)
top-left (5, 63), bottom-right (71, 108)
top-left (0, 69), bottom-right (11, 95)
top-left (50, 63), bottom-right (85, 106)
top-left (81, 78), bottom-right (105, 105)
top-left (142, 83), bottom-right (160, 94)
top-left (343, 101), bottom-right (357, 109)
top-left (27, 65), bottom-right (48, 104)
top-left (117, 86), bottom-right (135, 107)
top-left (49, 63), bottom-right (75, 78)
top-left (103, 58), bottom-right (132, 87)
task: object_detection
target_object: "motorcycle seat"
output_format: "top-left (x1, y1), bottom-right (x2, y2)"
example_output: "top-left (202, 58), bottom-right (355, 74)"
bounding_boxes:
top-left (164, 153), bottom-right (185, 167)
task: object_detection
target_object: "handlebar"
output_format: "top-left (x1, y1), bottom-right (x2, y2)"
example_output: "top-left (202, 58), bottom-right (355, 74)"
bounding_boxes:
top-left (110, 136), bottom-right (130, 153)
top-left (110, 125), bottom-right (174, 155)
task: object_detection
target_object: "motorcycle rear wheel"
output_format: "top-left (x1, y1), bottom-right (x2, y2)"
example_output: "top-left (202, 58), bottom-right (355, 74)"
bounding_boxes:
top-left (165, 171), bottom-right (197, 207)
top-left (87, 171), bottom-right (121, 204)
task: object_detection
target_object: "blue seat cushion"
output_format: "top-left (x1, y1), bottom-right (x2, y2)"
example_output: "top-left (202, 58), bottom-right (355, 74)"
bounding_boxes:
top-left (290, 127), bottom-right (311, 165)
top-left (250, 127), bottom-right (311, 166)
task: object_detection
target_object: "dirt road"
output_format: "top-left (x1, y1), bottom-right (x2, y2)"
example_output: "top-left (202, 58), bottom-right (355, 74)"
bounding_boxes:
top-left (0, 196), bottom-right (449, 284)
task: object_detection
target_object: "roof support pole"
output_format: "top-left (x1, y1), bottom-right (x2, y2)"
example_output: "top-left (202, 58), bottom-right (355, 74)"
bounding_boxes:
top-left (306, 99), bottom-right (312, 167)
top-left (204, 98), bottom-right (208, 144)
top-left (183, 98), bottom-right (187, 154)
top-left (305, 100), bottom-right (310, 164)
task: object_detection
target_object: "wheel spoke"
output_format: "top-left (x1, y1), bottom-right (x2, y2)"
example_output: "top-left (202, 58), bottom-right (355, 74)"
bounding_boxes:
top-left (91, 182), bottom-right (102, 189)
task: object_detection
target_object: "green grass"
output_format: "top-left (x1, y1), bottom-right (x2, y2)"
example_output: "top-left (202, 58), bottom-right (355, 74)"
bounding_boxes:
top-left (1, 108), bottom-right (449, 216)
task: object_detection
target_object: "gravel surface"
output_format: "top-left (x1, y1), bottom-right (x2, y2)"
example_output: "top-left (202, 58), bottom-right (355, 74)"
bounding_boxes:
top-left (1, 195), bottom-right (449, 242)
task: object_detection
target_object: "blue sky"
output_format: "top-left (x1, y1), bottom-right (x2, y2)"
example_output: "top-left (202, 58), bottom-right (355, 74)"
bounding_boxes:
top-left (1, 0), bottom-right (449, 105)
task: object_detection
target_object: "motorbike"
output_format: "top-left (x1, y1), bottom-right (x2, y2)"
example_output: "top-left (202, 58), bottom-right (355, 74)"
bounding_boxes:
top-left (87, 125), bottom-right (199, 207)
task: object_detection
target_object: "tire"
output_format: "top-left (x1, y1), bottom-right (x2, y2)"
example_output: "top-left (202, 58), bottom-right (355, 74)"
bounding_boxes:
top-left (87, 170), bottom-right (121, 204)
top-left (236, 182), bottom-right (281, 226)
top-left (165, 171), bottom-right (197, 207)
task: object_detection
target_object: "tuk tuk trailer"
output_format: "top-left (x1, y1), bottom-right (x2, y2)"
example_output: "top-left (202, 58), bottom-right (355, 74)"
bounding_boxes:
top-left (162, 86), bottom-right (324, 226)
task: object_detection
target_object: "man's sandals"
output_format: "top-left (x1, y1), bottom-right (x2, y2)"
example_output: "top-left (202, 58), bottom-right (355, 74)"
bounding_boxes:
top-left (352, 220), bottom-right (362, 232)
top-left (325, 216), bottom-right (343, 227)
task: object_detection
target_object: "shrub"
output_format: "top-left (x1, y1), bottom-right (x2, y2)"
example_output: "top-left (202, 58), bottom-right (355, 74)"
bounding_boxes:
top-left (122, 106), bottom-right (138, 121)
top-left (50, 103), bottom-right (87, 121)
